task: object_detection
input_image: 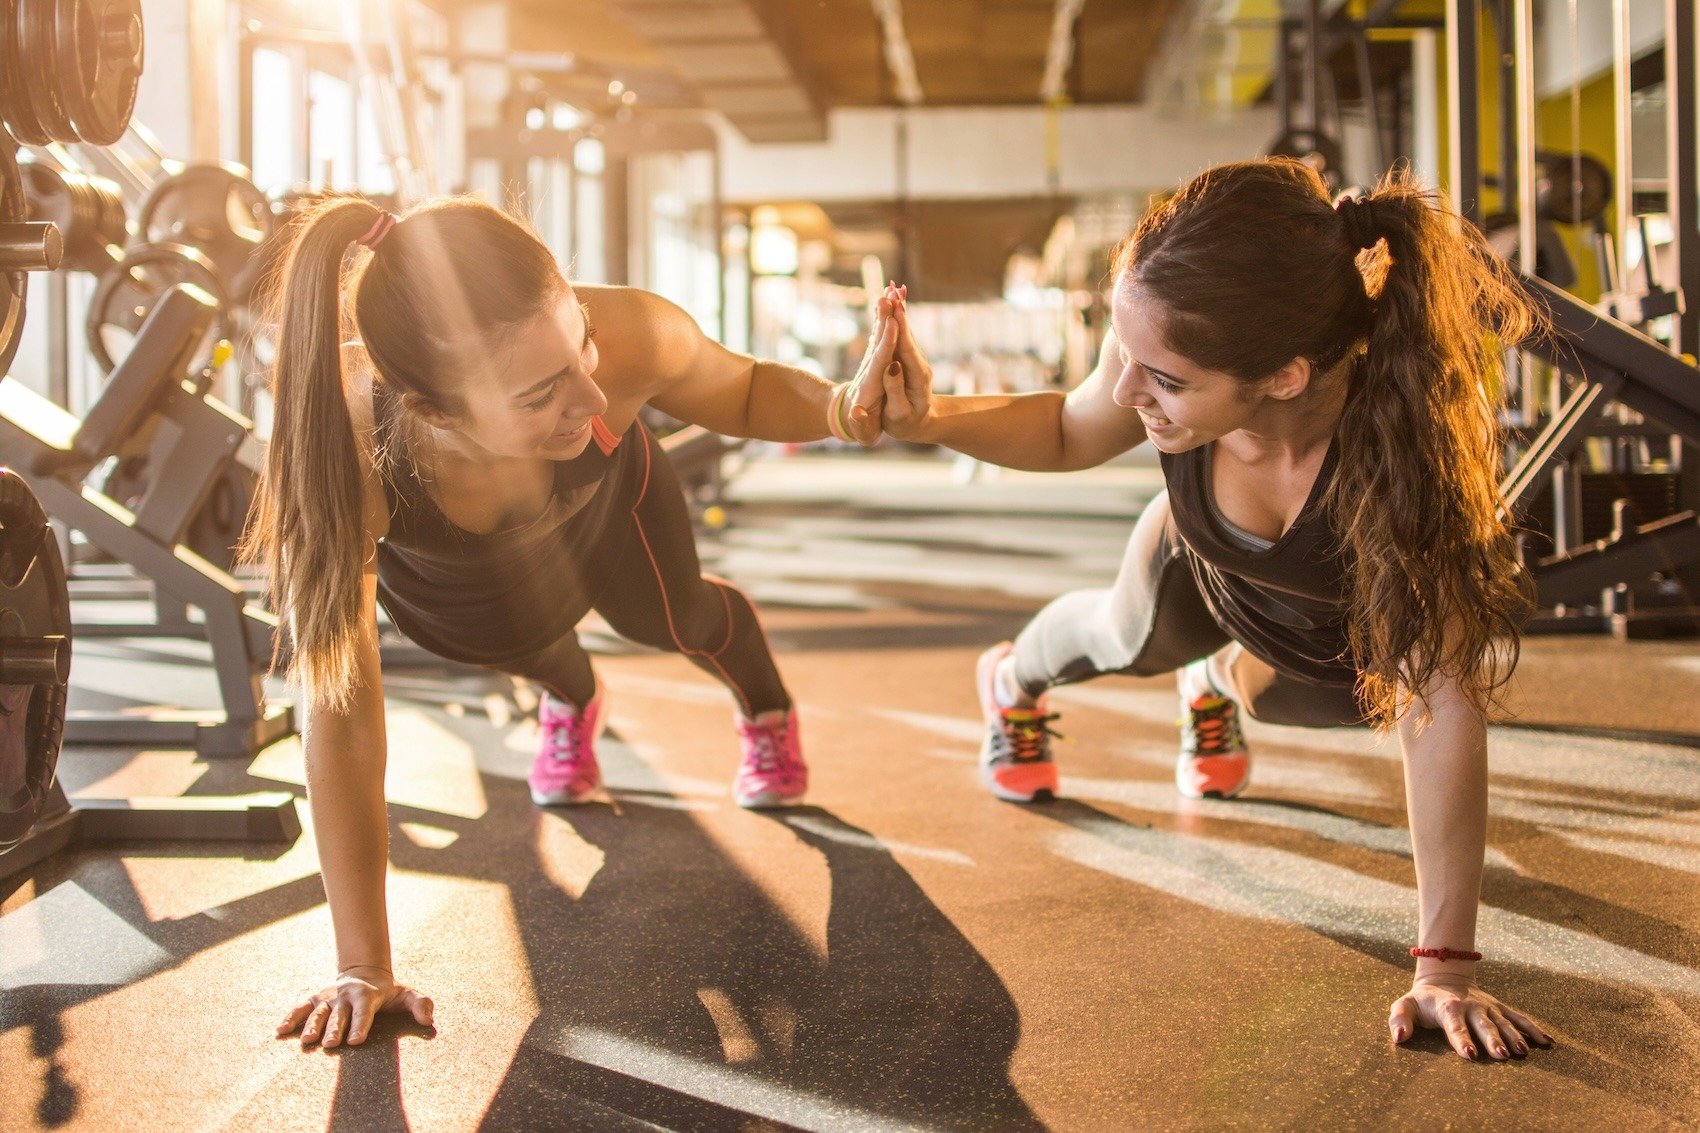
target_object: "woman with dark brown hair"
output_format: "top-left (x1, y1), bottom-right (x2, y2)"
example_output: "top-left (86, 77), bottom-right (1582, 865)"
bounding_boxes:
top-left (871, 158), bottom-right (1554, 1061)
top-left (250, 196), bottom-right (896, 1048)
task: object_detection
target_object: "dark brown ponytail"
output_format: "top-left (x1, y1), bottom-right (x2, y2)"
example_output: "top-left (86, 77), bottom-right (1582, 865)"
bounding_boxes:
top-left (1327, 172), bottom-right (1538, 725)
top-left (241, 200), bottom-right (382, 711)
top-left (1121, 159), bottom-right (1538, 726)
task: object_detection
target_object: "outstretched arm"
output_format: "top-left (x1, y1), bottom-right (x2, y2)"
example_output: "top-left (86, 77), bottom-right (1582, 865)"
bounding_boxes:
top-left (277, 369), bottom-right (433, 1048)
top-left (874, 297), bottom-right (1147, 472)
top-left (1390, 674), bottom-right (1551, 1060)
top-left (636, 289), bottom-right (899, 444)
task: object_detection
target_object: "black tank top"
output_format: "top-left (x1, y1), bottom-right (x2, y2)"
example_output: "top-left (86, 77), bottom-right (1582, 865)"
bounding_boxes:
top-left (1159, 439), bottom-right (1358, 686)
top-left (371, 381), bottom-right (645, 666)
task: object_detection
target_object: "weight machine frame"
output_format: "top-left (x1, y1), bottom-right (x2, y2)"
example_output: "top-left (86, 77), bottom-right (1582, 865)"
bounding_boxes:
top-left (1446, 0), bottom-right (1700, 635)
top-left (0, 284), bottom-right (293, 758)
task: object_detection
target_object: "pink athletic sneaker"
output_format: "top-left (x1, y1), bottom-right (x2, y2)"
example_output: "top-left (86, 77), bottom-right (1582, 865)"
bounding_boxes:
top-left (734, 708), bottom-right (807, 809)
top-left (977, 641), bottom-right (1061, 803)
top-left (529, 689), bottom-right (606, 806)
top-left (1175, 692), bottom-right (1252, 800)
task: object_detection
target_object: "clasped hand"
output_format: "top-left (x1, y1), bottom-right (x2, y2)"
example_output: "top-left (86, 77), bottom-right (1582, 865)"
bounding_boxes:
top-left (842, 283), bottom-right (935, 443)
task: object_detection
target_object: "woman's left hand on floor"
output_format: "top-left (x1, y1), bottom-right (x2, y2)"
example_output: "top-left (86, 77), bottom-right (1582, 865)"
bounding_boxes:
top-left (1389, 974), bottom-right (1553, 1060)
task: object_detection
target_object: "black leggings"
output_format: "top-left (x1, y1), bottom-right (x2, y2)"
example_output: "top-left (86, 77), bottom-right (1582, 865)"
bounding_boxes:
top-left (500, 429), bottom-right (788, 718)
top-left (1010, 492), bottom-right (1364, 728)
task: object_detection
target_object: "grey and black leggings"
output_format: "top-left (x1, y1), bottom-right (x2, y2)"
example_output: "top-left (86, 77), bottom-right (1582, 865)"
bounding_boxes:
top-left (1010, 492), bottom-right (1363, 728)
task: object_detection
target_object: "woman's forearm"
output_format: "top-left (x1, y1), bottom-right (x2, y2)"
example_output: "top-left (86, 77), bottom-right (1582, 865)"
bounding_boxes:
top-left (303, 639), bottom-right (394, 974)
top-left (742, 359), bottom-right (840, 442)
top-left (1398, 683), bottom-right (1489, 981)
top-left (913, 391), bottom-right (1087, 471)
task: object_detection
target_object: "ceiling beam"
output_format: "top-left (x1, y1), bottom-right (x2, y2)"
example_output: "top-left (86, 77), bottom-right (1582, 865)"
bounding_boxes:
top-left (1040, 0), bottom-right (1087, 103)
top-left (870, 0), bottom-right (923, 105)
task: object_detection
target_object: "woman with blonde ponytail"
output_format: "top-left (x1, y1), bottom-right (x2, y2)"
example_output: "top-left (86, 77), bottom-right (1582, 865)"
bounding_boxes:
top-left (248, 196), bottom-right (899, 1048)
top-left (871, 158), bottom-right (1554, 1061)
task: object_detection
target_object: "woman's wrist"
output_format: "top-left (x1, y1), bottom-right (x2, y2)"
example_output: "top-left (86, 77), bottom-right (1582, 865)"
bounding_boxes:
top-left (337, 962), bottom-right (393, 979)
top-left (1413, 956), bottom-right (1478, 983)
top-left (824, 382), bottom-right (852, 442)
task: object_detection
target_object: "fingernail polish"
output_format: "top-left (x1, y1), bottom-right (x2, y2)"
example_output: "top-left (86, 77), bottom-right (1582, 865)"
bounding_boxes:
top-left (1464, 1044), bottom-right (1477, 1061)
top-left (886, 362), bottom-right (901, 376)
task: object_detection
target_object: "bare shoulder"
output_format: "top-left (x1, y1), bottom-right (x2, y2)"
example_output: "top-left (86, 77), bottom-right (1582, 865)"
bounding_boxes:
top-left (575, 284), bottom-right (700, 381)
top-left (574, 282), bottom-right (686, 325)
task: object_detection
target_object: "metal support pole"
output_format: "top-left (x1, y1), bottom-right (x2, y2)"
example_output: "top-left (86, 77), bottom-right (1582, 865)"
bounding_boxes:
top-left (1303, 0), bottom-right (1323, 134)
top-left (603, 152), bottom-right (629, 286)
top-left (1447, 0), bottom-right (1483, 226)
top-left (1614, 0), bottom-right (1634, 299)
top-left (1667, 0), bottom-right (1700, 354)
top-left (1514, 0), bottom-right (1538, 278)
top-left (47, 274), bottom-right (69, 408)
top-left (1492, 0), bottom-right (1518, 214)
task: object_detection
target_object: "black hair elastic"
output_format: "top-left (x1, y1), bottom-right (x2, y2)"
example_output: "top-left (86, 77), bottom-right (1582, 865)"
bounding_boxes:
top-left (1335, 195), bottom-right (1380, 250)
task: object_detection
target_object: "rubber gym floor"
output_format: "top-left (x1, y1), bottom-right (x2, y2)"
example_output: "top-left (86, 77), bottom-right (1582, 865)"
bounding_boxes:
top-left (4, 449), bottom-right (1698, 1132)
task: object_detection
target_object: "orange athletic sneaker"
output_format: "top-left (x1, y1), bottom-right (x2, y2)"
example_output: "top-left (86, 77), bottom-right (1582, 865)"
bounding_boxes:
top-left (1175, 693), bottom-right (1251, 799)
top-left (976, 642), bottom-right (1061, 803)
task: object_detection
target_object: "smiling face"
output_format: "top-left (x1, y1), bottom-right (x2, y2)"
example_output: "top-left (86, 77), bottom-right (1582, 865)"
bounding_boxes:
top-left (437, 290), bottom-right (607, 461)
top-left (1108, 271), bottom-right (1307, 453)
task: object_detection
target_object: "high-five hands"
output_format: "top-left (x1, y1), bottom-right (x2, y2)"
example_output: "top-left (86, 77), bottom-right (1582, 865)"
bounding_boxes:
top-left (848, 282), bottom-right (936, 442)
top-left (836, 287), bottom-right (906, 445)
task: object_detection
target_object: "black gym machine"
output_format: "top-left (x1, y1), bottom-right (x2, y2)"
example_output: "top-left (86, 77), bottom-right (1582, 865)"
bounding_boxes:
top-left (1441, 0), bottom-right (1700, 638)
top-left (1275, 0), bottom-right (1700, 639)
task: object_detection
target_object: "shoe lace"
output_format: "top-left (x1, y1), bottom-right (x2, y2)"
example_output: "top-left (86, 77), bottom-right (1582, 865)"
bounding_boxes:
top-left (1001, 712), bottom-right (1062, 762)
top-left (739, 718), bottom-right (789, 774)
top-left (1186, 697), bottom-right (1242, 757)
top-left (542, 710), bottom-right (587, 763)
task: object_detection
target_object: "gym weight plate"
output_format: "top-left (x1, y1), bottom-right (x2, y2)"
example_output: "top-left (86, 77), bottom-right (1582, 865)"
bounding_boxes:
top-left (0, 0), bottom-right (51, 144)
top-left (55, 0), bottom-right (142, 145)
top-left (0, 142), bottom-right (29, 377)
top-left (138, 164), bottom-right (274, 304)
top-left (19, 0), bottom-right (78, 142)
top-left (0, 469), bottom-right (70, 852)
top-left (86, 241), bottom-right (227, 371)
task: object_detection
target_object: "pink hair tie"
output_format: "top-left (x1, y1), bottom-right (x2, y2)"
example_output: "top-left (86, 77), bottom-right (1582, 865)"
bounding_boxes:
top-left (356, 212), bottom-right (397, 249)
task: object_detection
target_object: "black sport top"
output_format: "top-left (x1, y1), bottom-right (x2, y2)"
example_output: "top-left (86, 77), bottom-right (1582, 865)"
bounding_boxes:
top-left (1159, 439), bottom-right (1359, 687)
top-left (371, 381), bottom-right (645, 667)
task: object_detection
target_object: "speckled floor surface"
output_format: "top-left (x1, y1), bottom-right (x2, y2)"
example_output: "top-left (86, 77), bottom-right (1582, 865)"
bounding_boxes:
top-left (3, 452), bottom-right (1698, 1131)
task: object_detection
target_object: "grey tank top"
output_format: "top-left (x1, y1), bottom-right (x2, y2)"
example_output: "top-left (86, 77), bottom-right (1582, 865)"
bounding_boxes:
top-left (1158, 438), bottom-right (1358, 687)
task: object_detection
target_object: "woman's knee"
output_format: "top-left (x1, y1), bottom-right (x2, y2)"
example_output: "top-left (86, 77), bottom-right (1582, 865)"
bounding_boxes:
top-left (603, 577), bottom-right (735, 655)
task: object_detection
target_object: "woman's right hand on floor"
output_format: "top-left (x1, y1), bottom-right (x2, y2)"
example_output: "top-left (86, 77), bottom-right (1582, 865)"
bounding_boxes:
top-left (277, 966), bottom-right (435, 1048)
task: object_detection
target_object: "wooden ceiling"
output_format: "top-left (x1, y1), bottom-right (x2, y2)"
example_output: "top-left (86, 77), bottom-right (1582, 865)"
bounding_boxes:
top-left (510, 0), bottom-right (1185, 121)
top-left (757, 0), bottom-right (1182, 107)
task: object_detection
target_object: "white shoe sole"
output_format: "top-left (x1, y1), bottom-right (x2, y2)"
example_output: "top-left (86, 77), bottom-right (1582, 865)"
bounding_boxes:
top-left (734, 791), bottom-right (806, 810)
top-left (530, 785), bottom-right (602, 807)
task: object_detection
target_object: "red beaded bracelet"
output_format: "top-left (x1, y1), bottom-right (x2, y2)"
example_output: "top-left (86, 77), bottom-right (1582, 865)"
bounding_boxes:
top-left (1410, 947), bottom-right (1482, 962)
